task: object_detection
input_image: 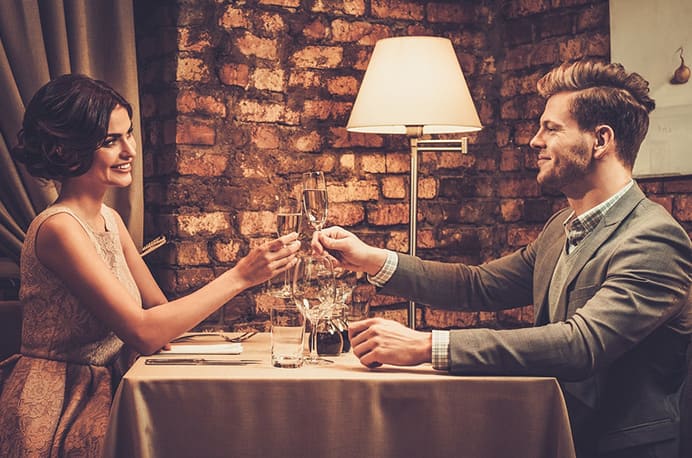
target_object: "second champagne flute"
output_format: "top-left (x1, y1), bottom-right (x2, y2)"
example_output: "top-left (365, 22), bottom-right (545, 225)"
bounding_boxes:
top-left (301, 171), bottom-right (328, 232)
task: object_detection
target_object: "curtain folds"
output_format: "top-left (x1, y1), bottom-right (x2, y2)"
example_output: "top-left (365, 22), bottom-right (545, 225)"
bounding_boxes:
top-left (0, 0), bottom-right (143, 277)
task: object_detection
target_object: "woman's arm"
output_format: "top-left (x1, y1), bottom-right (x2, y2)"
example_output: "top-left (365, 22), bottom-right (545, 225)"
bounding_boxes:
top-left (36, 213), bottom-right (299, 355)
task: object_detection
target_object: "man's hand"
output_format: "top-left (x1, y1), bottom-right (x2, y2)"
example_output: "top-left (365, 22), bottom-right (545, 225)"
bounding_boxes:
top-left (348, 318), bottom-right (432, 368)
top-left (311, 226), bottom-right (387, 276)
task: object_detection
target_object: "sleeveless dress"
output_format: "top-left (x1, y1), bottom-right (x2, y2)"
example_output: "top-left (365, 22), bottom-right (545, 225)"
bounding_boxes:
top-left (0, 204), bottom-right (142, 457)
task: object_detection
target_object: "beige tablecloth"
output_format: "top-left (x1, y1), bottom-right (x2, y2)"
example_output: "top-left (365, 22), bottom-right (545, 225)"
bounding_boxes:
top-left (104, 333), bottom-right (575, 458)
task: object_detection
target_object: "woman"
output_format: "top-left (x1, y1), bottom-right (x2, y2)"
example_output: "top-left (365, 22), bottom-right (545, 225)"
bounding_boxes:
top-left (0, 74), bottom-right (300, 456)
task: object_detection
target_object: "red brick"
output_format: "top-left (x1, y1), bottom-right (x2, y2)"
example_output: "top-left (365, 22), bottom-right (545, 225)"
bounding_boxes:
top-left (218, 6), bottom-right (248, 29)
top-left (177, 212), bottom-right (230, 237)
top-left (327, 202), bottom-right (365, 226)
top-left (303, 19), bottom-right (328, 40)
top-left (418, 177), bottom-right (437, 199)
top-left (501, 199), bottom-right (524, 222)
top-left (498, 176), bottom-right (540, 198)
top-left (251, 125), bottom-right (280, 149)
top-left (237, 99), bottom-right (300, 124)
top-left (175, 268), bottom-right (215, 292)
top-left (251, 68), bottom-right (285, 92)
top-left (236, 33), bottom-right (278, 60)
top-left (331, 19), bottom-right (390, 45)
top-left (500, 147), bottom-right (523, 172)
top-left (175, 241), bottom-right (210, 266)
top-left (427, 3), bottom-right (474, 24)
top-left (176, 119), bottom-right (216, 145)
top-left (177, 57), bottom-right (209, 82)
top-left (674, 195), bottom-right (692, 222)
top-left (178, 28), bottom-right (211, 53)
top-left (385, 153), bottom-right (410, 173)
top-left (219, 63), bottom-right (250, 88)
top-left (360, 153), bottom-right (386, 173)
top-left (577, 4), bottom-right (609, 32)
top-left (288, 70), bottom-right (322, 88)
top-left (327, 179), bottom-right (379, 203)
top-left (237, 211), bottom-right (275, 235)
top-left (177, 149), bottom-right (227, 176)
top-left (291, 46), bottom-right (343, 69)
top-left (372, 0), bottom-right (424, 20)
top-left (368, 202), bottom-right (409, 226)
top-left (330, 127), bottom-right (384, 148)
top-left (177, 90), bottom-right (226, 117)
top-left (327, 75), bottom-right (359, 96)
top-left (257, 12), bottom-right (286, 36)
top-left (310, 0), bottom-right (365, 16)
top-left (507, 225), bottom-right (542, 247)
top-left (294, 130), bottom-right (322, 152)
top-left (505, 0), bottom-right (551, 18)
top-left (259, 0), bottom-right (300, 6)
top-left (382, 176), bottom-right (406, 199)
top-left (302, 99), bottom-right (352, 121)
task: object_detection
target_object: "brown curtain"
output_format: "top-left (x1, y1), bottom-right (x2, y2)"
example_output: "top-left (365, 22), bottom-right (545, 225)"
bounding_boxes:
top-left (0, 0), bottom-right (143, 278)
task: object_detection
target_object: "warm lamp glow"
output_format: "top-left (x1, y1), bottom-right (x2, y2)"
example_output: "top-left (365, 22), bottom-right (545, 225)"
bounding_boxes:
top-left (346, 36), bottom-right (482, 135)
top-left (346, 36), bottom-right (483, 329)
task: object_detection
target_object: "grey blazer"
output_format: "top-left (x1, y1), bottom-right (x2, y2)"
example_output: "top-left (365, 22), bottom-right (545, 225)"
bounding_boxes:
top-left (381, 184), bottom-right (692, 454)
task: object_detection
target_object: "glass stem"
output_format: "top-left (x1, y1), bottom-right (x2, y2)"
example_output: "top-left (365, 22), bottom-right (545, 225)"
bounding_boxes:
top-left (310, 320), bottom-right (319, 360)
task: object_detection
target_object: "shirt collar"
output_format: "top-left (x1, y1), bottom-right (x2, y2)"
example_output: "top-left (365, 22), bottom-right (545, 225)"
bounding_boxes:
top-left (563, 180), bottom-right (634, 249)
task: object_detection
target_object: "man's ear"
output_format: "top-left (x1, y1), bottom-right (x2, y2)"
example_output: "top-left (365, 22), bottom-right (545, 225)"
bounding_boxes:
top-left (593, 125), bottom-right (615, 159)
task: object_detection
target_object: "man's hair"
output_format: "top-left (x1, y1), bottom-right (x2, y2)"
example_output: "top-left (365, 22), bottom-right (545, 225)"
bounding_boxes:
top-left (537, 59), bottom-right (655, 169)
top-left (12, 74), bottom-right (132, 180)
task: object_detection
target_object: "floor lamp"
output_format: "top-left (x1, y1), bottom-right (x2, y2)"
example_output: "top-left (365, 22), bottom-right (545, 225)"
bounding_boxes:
top-left (346, 36), bottom-right (482, 329)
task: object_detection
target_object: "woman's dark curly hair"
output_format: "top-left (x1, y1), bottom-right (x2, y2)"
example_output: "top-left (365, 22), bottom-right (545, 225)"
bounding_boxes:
top-left (11, 74), bottom-right (132, 180)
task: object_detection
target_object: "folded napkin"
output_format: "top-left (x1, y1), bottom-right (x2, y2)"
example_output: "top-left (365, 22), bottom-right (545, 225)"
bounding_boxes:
top-left (160, 343), bottom-right (243, 354)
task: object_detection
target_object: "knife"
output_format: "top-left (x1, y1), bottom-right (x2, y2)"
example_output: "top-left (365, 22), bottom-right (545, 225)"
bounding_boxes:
top-left (145, 358), bottom-right (262, 366)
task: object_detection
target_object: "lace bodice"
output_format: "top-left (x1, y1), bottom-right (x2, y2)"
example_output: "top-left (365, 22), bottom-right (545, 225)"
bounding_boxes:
top-left (19, 204), bottom-right (141, 365)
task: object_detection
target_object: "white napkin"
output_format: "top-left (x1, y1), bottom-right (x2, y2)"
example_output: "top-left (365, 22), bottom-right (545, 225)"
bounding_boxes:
top-left (160, 343), bottom-right (243, 354)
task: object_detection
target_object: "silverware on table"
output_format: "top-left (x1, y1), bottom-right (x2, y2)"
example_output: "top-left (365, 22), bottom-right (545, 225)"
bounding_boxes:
top-left (145, 358), bottom-right (262, 366)
top-left (170, 331), bottom-right (258, 344)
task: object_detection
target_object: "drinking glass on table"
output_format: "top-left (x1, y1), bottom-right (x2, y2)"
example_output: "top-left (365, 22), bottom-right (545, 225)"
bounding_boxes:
top-left (271, 298), bottom-right (305, 368)
top-left (301, 171), bottom-right (328, 232)
top-left (346, 282), bottom-right (375, 322)
top-left (291, 254), bottom-right (337, 365)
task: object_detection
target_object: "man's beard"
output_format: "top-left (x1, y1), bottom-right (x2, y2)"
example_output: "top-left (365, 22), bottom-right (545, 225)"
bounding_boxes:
top-left (537, 142), bottom-right (593, 193)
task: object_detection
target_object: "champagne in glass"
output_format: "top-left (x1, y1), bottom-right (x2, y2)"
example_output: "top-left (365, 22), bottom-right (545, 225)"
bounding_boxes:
top-left (267, 196), bottom-right (302, 298)
top-left (301, 171), bottom-right (328, 231)
top-left (276, 212), bottom-right (302, 237)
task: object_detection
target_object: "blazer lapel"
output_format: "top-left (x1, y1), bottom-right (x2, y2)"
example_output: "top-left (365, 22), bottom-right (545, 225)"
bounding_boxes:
top-left (534, 231), bottom-right (564, 325)
top-left (556, 184), bottom-right (647, 321)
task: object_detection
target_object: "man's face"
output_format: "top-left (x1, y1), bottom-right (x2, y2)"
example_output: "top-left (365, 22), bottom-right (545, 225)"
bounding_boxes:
top-left (529, 92), bottom-right (595, 194)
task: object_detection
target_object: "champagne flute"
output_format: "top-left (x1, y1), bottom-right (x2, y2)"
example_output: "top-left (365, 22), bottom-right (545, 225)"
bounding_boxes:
top-left (301, 171), bottom-right (328, 232)
top-left (267, 196), bottom-right (303, 298)
top-left (292, 254), bottom-right (336, 365)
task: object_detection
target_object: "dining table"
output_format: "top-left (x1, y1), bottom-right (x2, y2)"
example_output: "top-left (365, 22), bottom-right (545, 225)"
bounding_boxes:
top-left (103, 332), bottom-right (576, 458)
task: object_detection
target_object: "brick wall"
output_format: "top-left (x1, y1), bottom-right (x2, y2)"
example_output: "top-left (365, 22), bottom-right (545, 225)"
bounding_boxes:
top-left (134, 0), bottom-right (692, 332)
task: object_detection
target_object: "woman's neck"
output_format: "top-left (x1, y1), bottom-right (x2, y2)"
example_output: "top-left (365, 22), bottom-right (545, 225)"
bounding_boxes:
top-left (54, 181), bottom-right (107, 231)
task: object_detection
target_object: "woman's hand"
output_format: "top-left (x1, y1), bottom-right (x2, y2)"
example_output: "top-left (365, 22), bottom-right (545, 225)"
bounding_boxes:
top-left (232, 232), bottom-right (301, 289)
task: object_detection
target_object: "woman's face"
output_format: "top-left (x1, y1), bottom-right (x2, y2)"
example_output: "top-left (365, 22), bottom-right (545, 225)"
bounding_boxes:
top-left (78, 105), bottom-right (136, 189)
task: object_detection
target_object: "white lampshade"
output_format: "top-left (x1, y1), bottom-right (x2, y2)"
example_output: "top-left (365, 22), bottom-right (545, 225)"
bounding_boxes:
top-left (346, 36), bottom-right (482, 135)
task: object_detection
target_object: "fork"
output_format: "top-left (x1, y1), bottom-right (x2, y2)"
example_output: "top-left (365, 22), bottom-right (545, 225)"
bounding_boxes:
top-left (171, 331), bottom-right (257, 344)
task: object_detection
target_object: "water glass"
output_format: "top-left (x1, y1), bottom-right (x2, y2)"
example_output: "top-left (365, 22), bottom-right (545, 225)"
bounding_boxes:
top-left (271, 300), bottom-right (305, 368)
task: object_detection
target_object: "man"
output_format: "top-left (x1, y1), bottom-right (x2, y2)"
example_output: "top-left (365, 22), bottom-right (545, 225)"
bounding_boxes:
top-left (313, 60), bottom-right (691, 458)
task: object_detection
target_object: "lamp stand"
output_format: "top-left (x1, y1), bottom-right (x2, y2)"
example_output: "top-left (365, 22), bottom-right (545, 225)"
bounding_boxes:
top-left (405, 127), bottom-right (466, 329)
